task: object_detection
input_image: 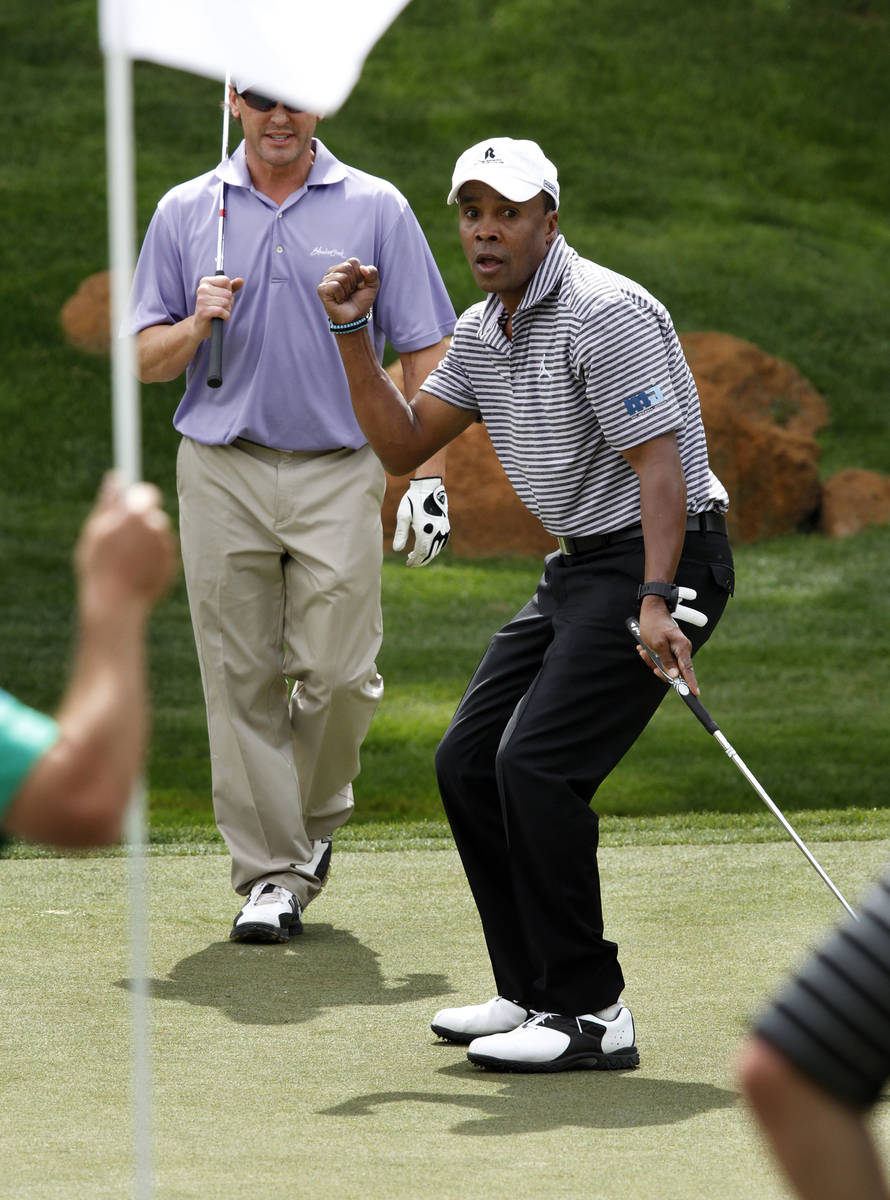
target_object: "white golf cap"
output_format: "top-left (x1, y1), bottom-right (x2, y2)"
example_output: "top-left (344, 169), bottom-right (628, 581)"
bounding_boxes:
top-left (447, 137), bottom-right (559, 207)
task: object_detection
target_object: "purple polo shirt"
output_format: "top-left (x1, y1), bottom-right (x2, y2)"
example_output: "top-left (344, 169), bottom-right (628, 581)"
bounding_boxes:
top-left (128, 139), bottom-right (455, 450)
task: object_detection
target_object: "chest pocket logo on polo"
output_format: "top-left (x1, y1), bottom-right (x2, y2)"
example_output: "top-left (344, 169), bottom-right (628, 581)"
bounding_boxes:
top-left (623, 384), bottom-right (665, 416)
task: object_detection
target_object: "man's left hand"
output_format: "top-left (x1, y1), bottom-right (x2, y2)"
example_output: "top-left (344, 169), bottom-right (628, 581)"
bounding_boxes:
top-left (393, 477), bottom-right (450, 567)
top-left (637, 597), bottom-right (699, 695)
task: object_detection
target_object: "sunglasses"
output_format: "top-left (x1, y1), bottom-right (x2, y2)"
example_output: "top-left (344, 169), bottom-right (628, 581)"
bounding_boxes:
top-left (238, 90), bottom-right (303, 114)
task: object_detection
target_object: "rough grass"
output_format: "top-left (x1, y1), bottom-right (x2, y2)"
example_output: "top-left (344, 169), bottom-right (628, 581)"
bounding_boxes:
top-left (1, 0), bottom-right (889, 828)
top-left (2, 493), bottom-right (889, 829)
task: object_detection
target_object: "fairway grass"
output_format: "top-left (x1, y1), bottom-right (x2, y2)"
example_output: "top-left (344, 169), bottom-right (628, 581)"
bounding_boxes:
top-left (3, 838), bottom-right (890, 1199)
top-left (7, 805), bottom-right (890, 860)
top-left (6, 528), bottom-right (889, 829)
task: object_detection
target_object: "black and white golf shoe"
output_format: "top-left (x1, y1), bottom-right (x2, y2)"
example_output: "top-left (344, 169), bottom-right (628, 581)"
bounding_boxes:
top-left (467, 1004), bottom-right (639, 1073)
top-left (431, 996), bottom-right (530, 1044)
top-left (229, 883), bottom-right (302, 943)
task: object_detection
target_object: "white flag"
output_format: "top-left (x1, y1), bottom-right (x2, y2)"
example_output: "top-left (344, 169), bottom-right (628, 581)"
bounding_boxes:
top-left (100, 0), bottom-right (414, 114)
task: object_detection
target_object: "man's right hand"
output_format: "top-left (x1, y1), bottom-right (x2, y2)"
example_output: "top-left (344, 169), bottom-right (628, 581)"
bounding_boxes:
top-left (317, 257), bottom-right (379, 325)
top-left (194, 274), bottom-right (244, 339)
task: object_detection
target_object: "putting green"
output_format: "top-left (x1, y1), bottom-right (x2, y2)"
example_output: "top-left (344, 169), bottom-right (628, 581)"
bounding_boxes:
top-left (2, 838), bottom-right (889, 1199)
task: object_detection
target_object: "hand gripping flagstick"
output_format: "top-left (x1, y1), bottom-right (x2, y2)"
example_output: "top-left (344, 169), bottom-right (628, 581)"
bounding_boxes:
top-left (207, 72), bottom-right (231, 389)
top-left (626, 616), bottom-right (858, 920)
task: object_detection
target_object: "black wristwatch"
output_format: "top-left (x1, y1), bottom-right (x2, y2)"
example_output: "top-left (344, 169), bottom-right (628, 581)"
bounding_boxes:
top-left (637, 581), bottom-right (680, 609)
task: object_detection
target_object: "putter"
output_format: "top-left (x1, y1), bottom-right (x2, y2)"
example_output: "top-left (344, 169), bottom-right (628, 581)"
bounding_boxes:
top-left (625, 617), bottom-right (857, 920)
top-left (207, 72), bottom-right (231, 388)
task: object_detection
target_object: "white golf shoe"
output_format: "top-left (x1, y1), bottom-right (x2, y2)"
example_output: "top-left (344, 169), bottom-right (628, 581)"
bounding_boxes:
top-left (431, 996), bottom-right (530, 1044)
top-left (229, 882), bottom-right (302, 943)
top-left (466, 1003), bottom-right (639, 1072)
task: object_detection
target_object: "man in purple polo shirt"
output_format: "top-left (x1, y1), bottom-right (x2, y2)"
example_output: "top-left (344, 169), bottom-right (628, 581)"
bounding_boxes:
top-left (128, 83), bottom-right (455, 942)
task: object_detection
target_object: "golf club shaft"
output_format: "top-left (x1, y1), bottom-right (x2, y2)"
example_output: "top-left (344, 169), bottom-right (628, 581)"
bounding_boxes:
top-left (625, 617), bottom-right (857, 920)
top-left (207, 74), bottom-right (231, 389)
top-left (712, 730), bottom-right (857, 919)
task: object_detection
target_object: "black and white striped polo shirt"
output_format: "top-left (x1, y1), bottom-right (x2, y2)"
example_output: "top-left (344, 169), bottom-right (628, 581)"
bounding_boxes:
top-left (422, 234), bottom-right (728, 537)
top-left (755, 870), bottom-right (890, 1108)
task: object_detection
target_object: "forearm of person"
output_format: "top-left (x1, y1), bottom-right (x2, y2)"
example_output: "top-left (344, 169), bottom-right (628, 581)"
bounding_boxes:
top-left (739, 1038), bottom-right (890, 1200)
top-left (622, 432), bottom-right (687, 614)
top-left (4, 476), bottom-right (176, 848)
top-left (336, 331), bottom-right (453, 474)
top-left (6, 602), bottom-right (150, 847)
top-left (622, 431), bottom-right (698, 688)
top-left (136, 320), bottom-right (204, 384)
top-left (401, 340), bottom-right (451, 480)
top-left (635, 440), bottom-right (687, 593)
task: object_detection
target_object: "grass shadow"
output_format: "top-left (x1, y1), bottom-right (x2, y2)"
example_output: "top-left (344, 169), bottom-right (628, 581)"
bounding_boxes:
top-left (320, 1060), bottom-right (739, 1134)
top-left (116, 923), bottom-right (452, 1026)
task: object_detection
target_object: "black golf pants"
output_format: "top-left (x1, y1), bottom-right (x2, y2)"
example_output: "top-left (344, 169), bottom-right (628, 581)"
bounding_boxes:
top-left (435, 528), bottom-right (734, 1015)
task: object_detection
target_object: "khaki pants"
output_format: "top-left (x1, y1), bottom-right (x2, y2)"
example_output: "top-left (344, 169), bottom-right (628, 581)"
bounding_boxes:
top-left (176, 436), bottom-right (385, 905)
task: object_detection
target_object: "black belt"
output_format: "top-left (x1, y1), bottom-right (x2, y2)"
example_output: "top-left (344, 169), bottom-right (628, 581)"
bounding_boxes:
top-left (557, 511), bottom-right (727, 557)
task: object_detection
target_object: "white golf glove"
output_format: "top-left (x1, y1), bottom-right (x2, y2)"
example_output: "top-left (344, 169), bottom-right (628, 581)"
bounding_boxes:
top-left (393, 477), bottom-right (450, 567)
top-left (673, 586), bottom-right (708, 628)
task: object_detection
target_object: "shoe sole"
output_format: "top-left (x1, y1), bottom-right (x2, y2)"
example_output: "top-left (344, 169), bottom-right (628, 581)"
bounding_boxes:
top-left (467, 1047), bottom-right (640, 1073)
top-left (430, 1024), bottom-right (477, 1045)
top-left (431, 1021), bottom-right (529, 1045)
top-left (229, 920), bottom-right (302, 944)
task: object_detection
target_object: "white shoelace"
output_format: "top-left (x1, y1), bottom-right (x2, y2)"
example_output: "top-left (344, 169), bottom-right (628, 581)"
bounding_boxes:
top-left (522, 1012), bottom-right (557, 1029)
top-left (522, 1010), bottom-right (619, 1033)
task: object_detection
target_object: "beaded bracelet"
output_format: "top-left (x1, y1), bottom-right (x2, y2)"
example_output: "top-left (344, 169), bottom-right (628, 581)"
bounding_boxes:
top-left (329, 308), bottom-right (372, 335)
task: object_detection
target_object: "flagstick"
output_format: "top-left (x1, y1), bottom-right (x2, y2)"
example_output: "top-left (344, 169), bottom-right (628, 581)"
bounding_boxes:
top-left (122, 782), bottom-right (153, 1200)
top-left (103, 42), bottom-right (154, 1200)
top-left (104, 54), bottom-right (141, 485)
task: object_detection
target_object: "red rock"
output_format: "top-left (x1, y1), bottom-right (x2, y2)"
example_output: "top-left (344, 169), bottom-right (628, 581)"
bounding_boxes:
top-left (820, 469), bottom-right (890, 537)
top-left (60, 270), bottom-right (111, 355)
top-left (681, 332), bottom-right (828, 544)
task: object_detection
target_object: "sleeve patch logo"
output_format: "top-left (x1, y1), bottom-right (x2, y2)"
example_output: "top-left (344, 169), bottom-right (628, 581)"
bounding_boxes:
top-left (623, 384), bottom-right (665, 416)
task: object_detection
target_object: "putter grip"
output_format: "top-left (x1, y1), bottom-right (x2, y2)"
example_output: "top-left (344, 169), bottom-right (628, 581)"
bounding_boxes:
top-left (680, 690), bottom-right (720, 735)
top-left (624, 616), bottom-right (721, 735)
top-left (207, 318), bottom-right (223, 388)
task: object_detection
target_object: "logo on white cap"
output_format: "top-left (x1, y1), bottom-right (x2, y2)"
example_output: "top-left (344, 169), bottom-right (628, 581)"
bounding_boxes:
top-left (447, 137), bottom-right (560, 207)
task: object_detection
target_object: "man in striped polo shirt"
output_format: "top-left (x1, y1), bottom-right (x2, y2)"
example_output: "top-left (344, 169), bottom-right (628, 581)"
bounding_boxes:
top-left (318, 137), bottom-right (734, 1072)
top-left (738, 877), bottom-right (890, 1198)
